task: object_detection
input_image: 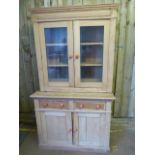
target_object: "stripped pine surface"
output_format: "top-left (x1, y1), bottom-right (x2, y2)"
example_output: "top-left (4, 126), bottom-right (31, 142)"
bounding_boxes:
top-left (19, 0), bottom-right (135, 117)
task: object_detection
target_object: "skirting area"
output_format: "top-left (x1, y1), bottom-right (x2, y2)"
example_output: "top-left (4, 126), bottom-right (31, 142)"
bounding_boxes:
top-left (19, 118), bottom-right (134, 155)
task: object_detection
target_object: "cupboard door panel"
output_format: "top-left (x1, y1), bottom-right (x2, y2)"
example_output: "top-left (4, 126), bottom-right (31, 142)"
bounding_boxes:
top-left (40, 111), bottom-right (72, 146)
top-left (39, 21), bottom-right (74, 88)
top-left (73, 112), bottom-right (106, 147)
top-left (74, 20), bottom-right (110, 88)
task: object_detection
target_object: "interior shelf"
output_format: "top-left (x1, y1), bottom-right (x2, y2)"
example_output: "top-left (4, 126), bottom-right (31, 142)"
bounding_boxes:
top-left (46, 43), bottom-right (67, 46)
top-left (80, 42), bottom-right (104, 45)
top-left (48, 64), bottom-right (68, 67)
top-left (81, 63), bottom-right (103, 67)
top-left (48, 78), bottom-right (68, 82)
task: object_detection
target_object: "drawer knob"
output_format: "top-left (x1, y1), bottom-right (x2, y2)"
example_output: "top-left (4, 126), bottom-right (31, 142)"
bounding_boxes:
top-left (43, 103), bottom-right (48, 108)
top-left (96, 104), bottom-right (101, 109)
top-left (60, 103), bottom-right (64, 108)
top-left (79, 104), bottom-right (84, 109)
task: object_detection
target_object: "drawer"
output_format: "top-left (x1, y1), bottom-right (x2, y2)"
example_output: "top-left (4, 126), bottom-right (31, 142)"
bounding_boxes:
top-left (39, 99), bottom-right (69, 109)
top-left (74, 102), bottom-right (105, 110)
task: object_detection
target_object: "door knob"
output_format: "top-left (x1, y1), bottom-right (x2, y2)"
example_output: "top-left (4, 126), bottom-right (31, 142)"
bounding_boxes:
top-left (75, 55), bottom-right (79, 59)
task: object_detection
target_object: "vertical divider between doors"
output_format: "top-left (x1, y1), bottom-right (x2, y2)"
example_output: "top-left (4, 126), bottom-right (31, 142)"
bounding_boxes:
top-left (73, 21), bottom-right (81, 87)
top-left (72, 21), bottom-right (76, 87)
top-left (68, 21), bottom-right (74, 87)
top-left (73, 112), bottom-right (79, 145)
top-left (71, 112), bottom-right (74, 144)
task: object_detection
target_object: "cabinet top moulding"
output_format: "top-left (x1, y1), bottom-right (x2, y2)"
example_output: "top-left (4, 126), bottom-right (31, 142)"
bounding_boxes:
top-left (30, 4), bottom-right (119, 22)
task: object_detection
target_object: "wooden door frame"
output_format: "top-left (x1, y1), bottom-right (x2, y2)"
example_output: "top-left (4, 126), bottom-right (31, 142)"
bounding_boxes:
top-left (73, 20), bottom-right (110, 88)
top-left (40, 111), bottom-right (72, 146)
top-left (73, 112), bottom-right (107, 147)
top-left (38, 21), bottom-right (74, 88)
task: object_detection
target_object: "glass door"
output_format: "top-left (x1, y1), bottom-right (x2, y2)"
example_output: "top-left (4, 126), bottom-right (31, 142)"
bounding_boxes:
top-left (74, 20), bottom-right (110, 88)
top-left (39, 22), bottom-right (74, 87)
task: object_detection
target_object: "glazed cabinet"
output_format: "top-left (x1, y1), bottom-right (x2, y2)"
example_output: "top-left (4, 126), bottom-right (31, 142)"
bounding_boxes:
top-left (31, 4), bottom-right (117, 153)
top-left (33, 10), bottom-right (116, 92)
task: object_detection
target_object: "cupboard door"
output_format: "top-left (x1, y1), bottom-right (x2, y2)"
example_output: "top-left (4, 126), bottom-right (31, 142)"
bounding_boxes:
top-left (40, 111), bottom-right (72, 146)
top-left (74, 20), bottom-right (110, 88)
top-left (39, 22), bottom-right (74, 88)
top-left (73, 112), bottom-right (106, 147)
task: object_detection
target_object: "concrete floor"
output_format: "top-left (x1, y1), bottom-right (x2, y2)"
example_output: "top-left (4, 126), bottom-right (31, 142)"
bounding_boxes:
top-left (19, 118), bottom-right (134, 155)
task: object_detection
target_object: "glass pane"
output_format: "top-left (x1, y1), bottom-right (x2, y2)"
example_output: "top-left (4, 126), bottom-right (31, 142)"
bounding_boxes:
top-left (46, 46), bottom-right (68, 65)
top-left (80, 45), bottom-right (103, 64)
top-left (44, 27), bottom-right (69, 82)
top-left (81, 66), bottom-right (102, 82)
top-left (44, 27), bottom-right (67, 44)
top-left (80, 26), bottom-right (104, 43)
top-left (48, 67), bottom-right (68, 81)
top-left (80, 26), bottom-right (104, 83)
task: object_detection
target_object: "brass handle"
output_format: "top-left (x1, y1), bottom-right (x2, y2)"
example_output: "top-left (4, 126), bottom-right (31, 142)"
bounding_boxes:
top-left (75, 55), bottom-right (79, 59)
top-left (60, 103), bottom-right (64, 108)
top-left (96, 104), bottom-right (101, 110)
top-left (43, 103), bottom-right (48, 108)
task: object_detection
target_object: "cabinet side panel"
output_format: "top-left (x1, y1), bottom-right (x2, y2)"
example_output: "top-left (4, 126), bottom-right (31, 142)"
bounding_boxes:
top-left (40, 111), bottom-right (48, 144)
top-left (34, 99), bottom-right (45, 144)
top-left (33, 23), bottom-right (45, 91)
top-left (107, 12), bottom-right (117, 92)
top-left (104, 101), bottom-right (112, 151)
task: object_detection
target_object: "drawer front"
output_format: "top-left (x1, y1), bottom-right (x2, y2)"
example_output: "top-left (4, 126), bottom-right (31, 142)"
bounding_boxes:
top-left (39, 99), bottom-right (69, 109)
top-left (74, 102), bottom-right (105, 110)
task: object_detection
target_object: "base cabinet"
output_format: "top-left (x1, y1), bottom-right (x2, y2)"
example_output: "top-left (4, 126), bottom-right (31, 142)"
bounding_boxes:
top-left (34, 98), bottom-right (112, 152)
